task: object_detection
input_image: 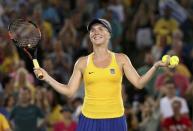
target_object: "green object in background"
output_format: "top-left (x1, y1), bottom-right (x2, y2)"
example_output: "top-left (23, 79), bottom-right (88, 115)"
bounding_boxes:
top-left (137, 65), bottom-right (164, 96)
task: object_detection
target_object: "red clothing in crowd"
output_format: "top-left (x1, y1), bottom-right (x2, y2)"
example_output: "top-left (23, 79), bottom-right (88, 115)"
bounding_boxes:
top-left (162, 116), bottom-right (193, 131)
top-left (155, 73), bottom-right (189, 96)
top-left (53, 121), bottom-right (77, 131)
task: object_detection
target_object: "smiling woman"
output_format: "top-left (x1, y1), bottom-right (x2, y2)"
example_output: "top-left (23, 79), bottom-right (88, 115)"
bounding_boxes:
top-left (34, 18), bottom-right (169, 131)
top-left (88, 19), bottom-right (111, 47)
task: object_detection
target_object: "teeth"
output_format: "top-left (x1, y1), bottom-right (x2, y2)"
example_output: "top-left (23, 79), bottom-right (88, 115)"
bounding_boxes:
top-left (94, 36), bottom-right (102, 40)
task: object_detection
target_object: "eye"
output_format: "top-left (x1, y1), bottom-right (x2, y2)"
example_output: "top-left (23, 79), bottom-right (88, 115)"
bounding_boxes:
top-left (98, 27), bottom-right (103, 31)
top-left (90, 28), bottom-right (95, 33)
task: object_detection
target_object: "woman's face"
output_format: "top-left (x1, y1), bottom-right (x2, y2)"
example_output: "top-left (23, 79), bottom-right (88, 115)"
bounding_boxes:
top-left (89, 24), bottom-right (110, 46)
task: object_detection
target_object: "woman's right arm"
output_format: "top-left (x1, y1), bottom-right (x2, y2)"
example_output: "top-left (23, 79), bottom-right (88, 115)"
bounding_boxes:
top-left (34, 57), bottom-right (85, 97)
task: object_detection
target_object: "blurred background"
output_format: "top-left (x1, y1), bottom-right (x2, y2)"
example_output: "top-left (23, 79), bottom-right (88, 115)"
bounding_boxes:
top-left (0, 0), bottom-right (193, 131)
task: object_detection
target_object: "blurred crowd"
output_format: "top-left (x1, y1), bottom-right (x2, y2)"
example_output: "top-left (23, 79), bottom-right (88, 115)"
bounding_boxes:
top-left (0, 0), bottom-right (193, 131)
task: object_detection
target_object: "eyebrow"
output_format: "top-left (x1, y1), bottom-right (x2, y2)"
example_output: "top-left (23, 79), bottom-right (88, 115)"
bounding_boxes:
top-left (90, 25), bottom-right (108, 31)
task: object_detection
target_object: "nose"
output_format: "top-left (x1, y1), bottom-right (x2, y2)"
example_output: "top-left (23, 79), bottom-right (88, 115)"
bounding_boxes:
top-left (92, 28), bottom-right (101, 34)
top-left (93, 30), bottom-right (100, 35)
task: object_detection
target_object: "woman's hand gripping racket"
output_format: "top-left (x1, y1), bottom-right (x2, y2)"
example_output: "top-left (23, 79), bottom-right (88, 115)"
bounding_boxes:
top-left (8, 19), bottom-right (43, 79)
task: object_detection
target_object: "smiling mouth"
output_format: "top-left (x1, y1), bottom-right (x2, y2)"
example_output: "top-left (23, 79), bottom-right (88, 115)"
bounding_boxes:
top-left (93, 35), bottom-right (102, 40)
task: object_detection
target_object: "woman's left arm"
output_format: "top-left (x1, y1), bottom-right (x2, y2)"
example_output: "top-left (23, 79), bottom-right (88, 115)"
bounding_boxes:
top-left (120, 53), bottom-right (167, 89)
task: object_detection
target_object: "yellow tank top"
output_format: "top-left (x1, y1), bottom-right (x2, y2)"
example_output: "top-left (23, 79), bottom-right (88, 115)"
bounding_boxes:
top-left (82, 51), bottom-right (124, 118)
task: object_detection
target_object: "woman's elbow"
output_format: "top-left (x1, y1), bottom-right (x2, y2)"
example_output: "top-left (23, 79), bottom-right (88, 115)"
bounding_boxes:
top-left (136, 85), bottom-right (144, 89)
top-left (134, 78), bottom-right (146, 89)
top-left (135, 83), bottom-right (144, 89)
top-left (65, 89), bottom-right (75, 98)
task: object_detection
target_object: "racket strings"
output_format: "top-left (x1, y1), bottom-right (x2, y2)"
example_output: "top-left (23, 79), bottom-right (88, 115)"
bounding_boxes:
top-left (18, 37), bottom-right (39, 48)
top-left (9, 20), bottom-right (41, 48)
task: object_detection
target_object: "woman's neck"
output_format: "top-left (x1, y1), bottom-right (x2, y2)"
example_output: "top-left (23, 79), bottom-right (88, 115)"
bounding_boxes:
top-left (93, 46), bottom-right (110, 58)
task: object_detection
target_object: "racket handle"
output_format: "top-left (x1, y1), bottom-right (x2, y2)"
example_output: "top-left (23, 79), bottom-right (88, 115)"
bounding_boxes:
top-left (33, 59), bottom-right (43, 79)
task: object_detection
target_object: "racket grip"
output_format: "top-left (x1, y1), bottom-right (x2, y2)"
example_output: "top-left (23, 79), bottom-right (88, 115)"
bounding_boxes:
top-left (33, 59), bottom-right (40, 68)
top-left (33, 59), bottom-right (43, 79)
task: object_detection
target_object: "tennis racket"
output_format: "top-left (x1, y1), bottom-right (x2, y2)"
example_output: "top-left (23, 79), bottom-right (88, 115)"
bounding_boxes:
top-left (8, 19), bottom-right (43, 79)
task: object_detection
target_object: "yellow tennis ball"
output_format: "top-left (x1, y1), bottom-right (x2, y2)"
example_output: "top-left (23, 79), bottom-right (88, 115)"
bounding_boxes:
top-left (162, 55), bottom-right (170, 63)
top-left (169, 56), bottom-right (179, 68)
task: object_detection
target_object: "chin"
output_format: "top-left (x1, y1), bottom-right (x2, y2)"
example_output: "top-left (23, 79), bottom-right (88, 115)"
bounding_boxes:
top-left (94, 42), bottom-right (103, 45)
top-left (92, 39), bottom-right (105, 45)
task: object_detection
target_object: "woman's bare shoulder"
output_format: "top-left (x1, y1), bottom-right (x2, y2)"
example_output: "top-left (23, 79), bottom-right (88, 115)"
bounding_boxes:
top-left (114, 53), bottom-right (130, 62)
top-left (74, 55), bottom-right (89, 71)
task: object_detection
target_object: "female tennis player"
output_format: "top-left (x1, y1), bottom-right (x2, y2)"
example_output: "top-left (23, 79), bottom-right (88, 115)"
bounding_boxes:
top-left (34, 18), bottom-right (167, 131)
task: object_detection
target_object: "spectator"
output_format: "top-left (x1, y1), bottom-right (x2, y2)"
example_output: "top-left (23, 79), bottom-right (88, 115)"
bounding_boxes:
top-left (45, 88), bottom-right (63, 131)
top-left (0, 42), bottom-right (19, 74)
top-left (3, 77), bottom-right (15, 98)
top-left (185, 78), bottom-right (193, 121)
top-left (108, 0), bottom-right (125, 23)
top-left (170, 29), bottom-right (193, 75)
top-left (13, 67), bottom-right (35, 101)
top-left (34, 87), bottom-right (49, 114)
top-left (155, 67), bottom-right (190, 97)
top-left (42, 0), bottom-right (60, 33)
top-left (151, 33), bottom-right (168, 61)
top-left (160, 78), bottom-right (189, 119)
top-left (131, 2), bottom-right (155, 50)
top-left (53, 106), bottom-right (77, 131)
top-left (161, 99), bottom-right (193, 131)
top-left (9, 87), bottom-right (45, 131)
top-left (104, 8), bottom-right (123, 51)
top-left (4, 95), bottom-right (15, 118)
top-left (0, 94), bottom-right (9, 119)
top-left (48, 39), bottom-right (72, 83)
top-left (124, 103), bottom-right (139, 131)
top-left (139, 96), bottom-right (160, 131)
top-left (154, 5), bottom-right (179, 46)
top-left (159, 0), bottom-right (193, 43)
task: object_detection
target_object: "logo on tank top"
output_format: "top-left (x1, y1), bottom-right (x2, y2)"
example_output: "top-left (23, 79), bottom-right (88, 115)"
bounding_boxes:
top-left (89, 72), bottom-right (94, 74)
top-left (110, 68), bottom-right (115, 74)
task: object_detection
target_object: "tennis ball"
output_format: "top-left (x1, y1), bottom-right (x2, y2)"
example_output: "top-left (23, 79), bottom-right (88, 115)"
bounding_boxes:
top-left (162, 55), bottom-right (170, 64)
top-left (169, 56), bottom-right (179, 68)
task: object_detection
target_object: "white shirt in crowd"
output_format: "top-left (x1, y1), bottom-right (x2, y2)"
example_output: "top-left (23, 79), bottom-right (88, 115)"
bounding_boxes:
top-left (160, 96), bottom-right (189, 119)
top-left (159, 0), bottom-right (188, 23)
